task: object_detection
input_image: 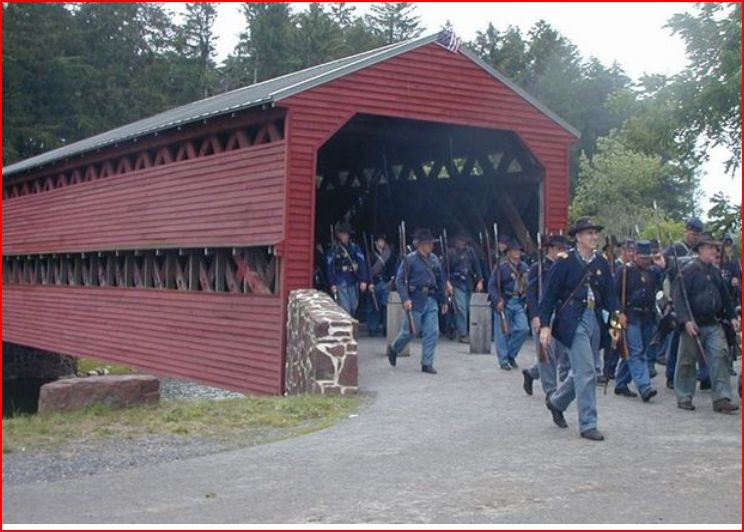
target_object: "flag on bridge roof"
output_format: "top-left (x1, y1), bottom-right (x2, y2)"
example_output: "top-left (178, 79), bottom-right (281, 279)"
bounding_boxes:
top-left (436, 30), bottom-right (463, 53)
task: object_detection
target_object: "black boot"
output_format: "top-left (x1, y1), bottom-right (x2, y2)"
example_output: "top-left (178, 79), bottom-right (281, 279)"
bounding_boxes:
top-left (522, 369), bottom-right (534, 396)
top-left (580, 428), bottom-right (605, 441)
top-left (614, 387), bottom-right (638, 398)
top-left (545, 393), bottom-right (568, 428)
top-left (421, 365), bottom-right (438, 374)
top-left (641, 388), bottom-right (658, 402)
top-left (387, 345), bottom-right (397, 367)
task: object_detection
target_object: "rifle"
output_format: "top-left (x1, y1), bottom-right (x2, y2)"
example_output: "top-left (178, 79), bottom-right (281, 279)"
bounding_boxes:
top-left (668, 231), bottom-right (707, 365)
top-left (484, 228), bottom-right (494, 271)
top-left (605, 236), bottom-right (616, 276)
top-left (618, 259), bottom-right (630, 361)
top-left (442, 228), bottom-right (458, 314)
top-left (329, 224), bottom-right (339, 303)
top-left (399, 222), bottom-right (416, 335)
top-left (493, 223), bottom-right (509, 335)
top-left (536, 232), bottom-right (548, 363)
top-left (362, 232), bottom-right (379, 312)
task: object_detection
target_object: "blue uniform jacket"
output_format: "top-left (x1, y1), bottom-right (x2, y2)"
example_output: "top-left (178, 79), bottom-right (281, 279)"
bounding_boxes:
top-left (488, 259), bottom-right (528, 304)
top-left (326, 242), bottom-right (369, 286)
top-left (526, 257), bottom-right (555, 321)
top-left (538, 249), bottom-right (619, 349)
top-left (614, 262), bottom-right (664, 324)
top-left (395, 251), bottom-right (446, 312)
top-left (446, 246), bottom-right (483, 288)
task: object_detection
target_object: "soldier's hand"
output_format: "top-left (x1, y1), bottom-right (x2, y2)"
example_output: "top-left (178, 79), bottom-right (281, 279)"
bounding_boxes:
top-left (330, 285), bottom-right (337, 293)
top-left (653, 254), bottom-right (666, 269)
top-left (732, 317), bottom-right (741, 332)
top-left (531, 317), bottom-right (541, 334)
top-left (445, 281), bottom-right (454, 295)
top-left (732, 277), bottom-right (740, 287)
top-left (359, 282), bottom-right (368, 292)
top-left (684, 321), bottom-right (699, 337)
top-left (441, 304), bottom-right (449, 315)
top-left (403, 300), bottom-right (413, 312)
top-left (539, 327), bottom-right (552, 348)
top-left (475, 281), bottom-right (484, 293)
top-left (496, 299), bottom-right (505, 312)
top-left (618, 313), bottom-right (628, 329)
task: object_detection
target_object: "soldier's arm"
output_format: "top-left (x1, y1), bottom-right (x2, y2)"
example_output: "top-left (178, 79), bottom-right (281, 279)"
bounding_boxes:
top-left (394, 258), bottom-right (410, 302)
top-left (602, 261), bottom-right (620, 314)
top-left (471, 249), bottom-right (484, 282)
top-left (487, 265), bottom-right (501, 307)
top-left (671, 268), bottom-right (692, 324)
top-left (538, 258), bottom-right (566, 327)
top-left (525, 263), bottom-right (539, 320)
top-left (355, 246), bottom-right (370, 282)
top-left (433, 256), bottom-right (447, 305)
top-left (717, 272), bottom-right (736, 320)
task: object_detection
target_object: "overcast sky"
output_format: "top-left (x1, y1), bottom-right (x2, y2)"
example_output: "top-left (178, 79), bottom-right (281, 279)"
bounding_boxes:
top-left (189, 2), bottom-right (742, 216)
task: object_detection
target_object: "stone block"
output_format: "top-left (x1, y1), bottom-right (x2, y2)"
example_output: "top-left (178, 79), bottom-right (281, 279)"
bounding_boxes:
top-left (38, 375), bottom-right (160, 413)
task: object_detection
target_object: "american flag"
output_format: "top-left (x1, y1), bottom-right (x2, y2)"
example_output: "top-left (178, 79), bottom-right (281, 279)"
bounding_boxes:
top-left (436, 30), bottom-right (463, 54)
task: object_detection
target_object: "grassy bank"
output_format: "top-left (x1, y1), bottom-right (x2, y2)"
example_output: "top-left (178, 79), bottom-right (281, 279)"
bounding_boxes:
top-left (3, 394), bottom-right (363, 453)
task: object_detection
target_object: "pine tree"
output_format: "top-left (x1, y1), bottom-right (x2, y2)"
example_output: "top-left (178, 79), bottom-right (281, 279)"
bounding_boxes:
top-left (365, 3), bottom-right (423, 44)
top-left (176, 2), bottom-right (219, 98)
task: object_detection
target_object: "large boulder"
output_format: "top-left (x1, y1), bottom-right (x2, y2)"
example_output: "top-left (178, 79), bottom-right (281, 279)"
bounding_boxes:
top-left (38, 375), bottom-right (160, 413)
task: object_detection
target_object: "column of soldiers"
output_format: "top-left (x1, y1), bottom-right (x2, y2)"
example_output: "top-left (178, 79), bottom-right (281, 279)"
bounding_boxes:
top-left (322, 215), bottom-right (741, 440)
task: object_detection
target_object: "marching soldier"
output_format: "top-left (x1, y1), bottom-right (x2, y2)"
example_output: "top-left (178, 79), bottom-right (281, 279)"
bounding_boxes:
top-left (489, 238), bottom-right (530, 370)
top-left (387, 228), bottom-right (448, 374)
top-left (445, 233), bottom-right (484, 343)
top-left (326, 222), bottom-right (369, 316)
top-left (613, 240), bottom-right (663, 402)
top-left (538, 217), bottom-right (624, 441)
top-left (619, 238), bottom-right (636, 269)
top-left (663, 217), bottom-right (707, 390)
top-left (522, 234), bottom-right (571, 397)
top-left (720, 233), bottom-right (741, 303)
top-left (366, 234), bottom-right (396, 337)
top-left (673, 233), bottom-right (740, 413)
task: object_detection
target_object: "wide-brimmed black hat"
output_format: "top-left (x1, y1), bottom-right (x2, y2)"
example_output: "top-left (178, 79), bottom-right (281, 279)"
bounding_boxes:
top-left (568, 217), bottom-right (604, 237)
top-left (693, 232), bottom-right (722, 251)
top-left (334, 222), bottom-right (353, 235)
top-left (413, 228), bottom-right (435, 243)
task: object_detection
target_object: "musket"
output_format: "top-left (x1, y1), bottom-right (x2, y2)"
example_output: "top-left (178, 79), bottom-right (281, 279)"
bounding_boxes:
top-left (330, 224), bottom-right (338, 303)
top-left (618, 258), bottom-right (630, 361)
top-left (668, 231), bottom-right (707, 364)
top-left (484, 228), bottom-right (494, 271)
top-left (399, 221), bottom-right (416, 335)
top-left (652, 201), bottom-right (663, 245)
top-left (362, 231), bottom-right (379, 312)
top-left (536, 232), bottom-right (548, 363)
top-left (493, 223), bottom-right (509, 335)
top-left (442, 228), bottom-right (458, 314)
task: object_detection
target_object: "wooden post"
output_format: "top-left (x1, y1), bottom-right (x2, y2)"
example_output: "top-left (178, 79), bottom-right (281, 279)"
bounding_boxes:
top-left (469, 292), bottom-right (492, 354)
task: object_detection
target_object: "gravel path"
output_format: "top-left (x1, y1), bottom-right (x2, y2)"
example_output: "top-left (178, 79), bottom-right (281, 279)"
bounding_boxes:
top-left (4, 338), bottom-right (742, 524)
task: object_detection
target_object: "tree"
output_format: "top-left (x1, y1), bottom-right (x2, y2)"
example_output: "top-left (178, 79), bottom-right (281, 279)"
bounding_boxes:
top-left (706, 192), bottom-right (742, 239)
top-left (471, 24), bottom-right (528, 83)
top-left (570, 135), bottom-right (694, 236)
top-left (175, 2), bottom-right (219, 99)
top-left (292, 3), bottom-right (345, 69)
top-left (667, 2), bottom-right (742, 173)
top-left (365, 2), bottom-right (423, 44)
top-left (222, 2), bottom-right (295, 89)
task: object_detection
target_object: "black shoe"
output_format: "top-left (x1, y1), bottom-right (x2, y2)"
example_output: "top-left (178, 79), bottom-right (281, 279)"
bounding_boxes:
top-left (649, 368), bottom-right (658, 378)
top-left (508, 357), bottom-right (519, 369)
top-left (666, 378), bottom-right (674, 390)
top-left (500, 362), bottom-right (511, 371)
top-left (580, 428), bottom-right (605, 441)
top-left (713, 398), bottom-right (739, 414)
top-left (545, 396), bottom-right (568, 428)
top-left (614, 387), bottom-right (638, 398)
top-left (387, 345), bottom-right (397, 367)
top-left (677, 400), bottom-right (695, 411)
top-left (421, 365), bottom-right (438, 374)
top-left (700, 379), bottom-right (712, 391)
top-left (522, 369), bottom-right (534, 396)
top-left (641, 388), bottom-right (658, 402)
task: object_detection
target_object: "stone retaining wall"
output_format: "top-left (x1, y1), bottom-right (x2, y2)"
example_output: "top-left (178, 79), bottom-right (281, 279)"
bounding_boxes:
top-left (285, 289), bottom-right (358, 395)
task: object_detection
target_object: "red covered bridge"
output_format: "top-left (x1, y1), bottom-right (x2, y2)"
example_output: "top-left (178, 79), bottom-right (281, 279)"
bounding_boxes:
top-left (2, 35), bottom-right (578, 394)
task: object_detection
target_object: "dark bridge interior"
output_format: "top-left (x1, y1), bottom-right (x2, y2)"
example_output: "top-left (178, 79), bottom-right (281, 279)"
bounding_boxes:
top-left (314, 114), bottom-right (544, 259)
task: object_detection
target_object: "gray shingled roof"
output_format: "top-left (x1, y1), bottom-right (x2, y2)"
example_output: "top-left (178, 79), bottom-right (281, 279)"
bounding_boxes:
top-left (3, 34), bottom-right (579, 179)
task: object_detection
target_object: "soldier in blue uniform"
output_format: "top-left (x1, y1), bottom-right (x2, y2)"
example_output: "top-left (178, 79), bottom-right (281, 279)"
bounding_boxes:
top-left (489, 238), bottom-right (530, 370)
top-left (365, 234), bottom-right (396, 337)
top-left (387, 228), bottom-right (448, 374)
top-left (719, 233), bottom-right (741, 375)
top-left (673, 233), bottom-right (740, 413)
top-left (613, 240), bottom-right (664, 402)
top-left (326, 222), bottom-right (369, 316)
top-left (445, 233), bottom-right (484, 343)
top-left (539, 217), bottom-right (624, 441)
top-left (522, 234), bottom-right (570, 397)
top-left (663, 217), bottom-right (706, 390)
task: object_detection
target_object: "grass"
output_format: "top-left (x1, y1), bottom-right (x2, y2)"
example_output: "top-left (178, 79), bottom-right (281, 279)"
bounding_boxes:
top-left (76, 357), bottom-right (135, 375)
top-left (2, 394), bottom-right (363, 453)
